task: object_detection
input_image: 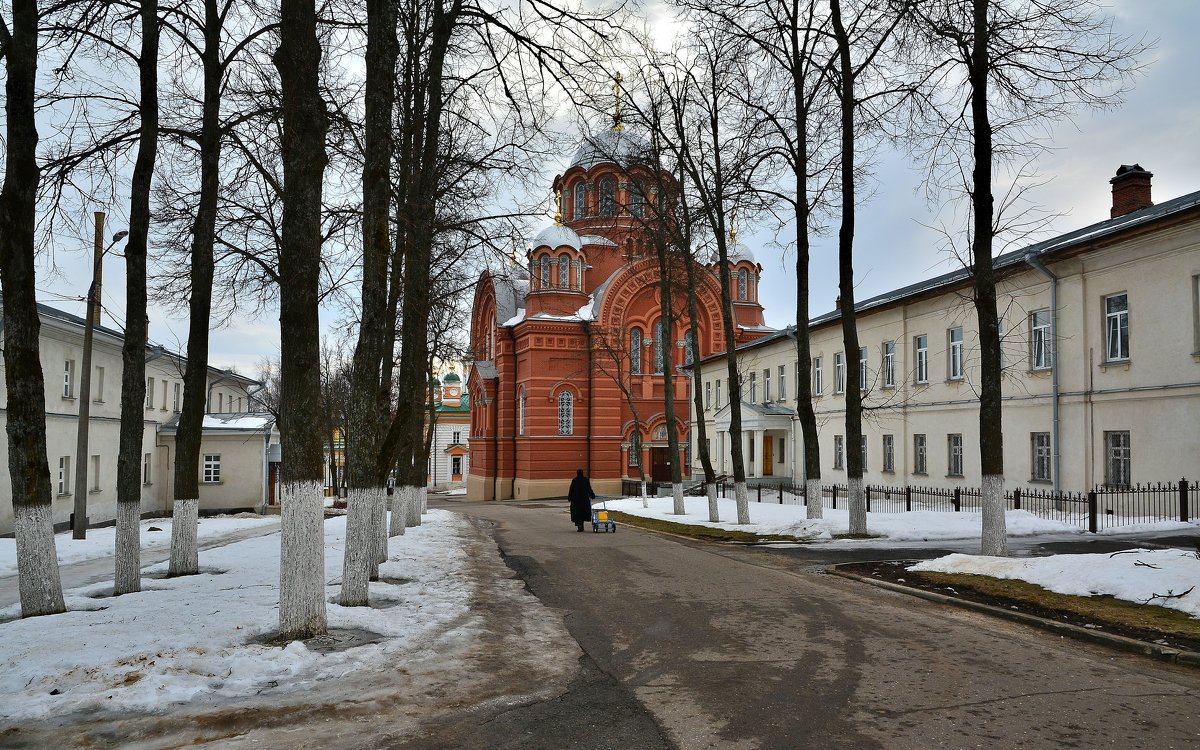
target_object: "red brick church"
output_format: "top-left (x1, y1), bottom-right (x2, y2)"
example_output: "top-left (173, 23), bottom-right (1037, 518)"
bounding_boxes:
top-left (466, 120), bottom-right (771, 500)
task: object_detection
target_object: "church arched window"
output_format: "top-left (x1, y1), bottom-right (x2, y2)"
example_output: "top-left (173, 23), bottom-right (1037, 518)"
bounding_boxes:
top-left (518, 388), bottom-right (526, 435)
top-left (599, 176), bottom-right (616, 217)
top-left (573, 181), bottom-right (587, 220)
top-left (559, 254), bottom-right (570, 288)
top-left (630, 329), bottom-right (642, 375)
top-left (737, 268), bottom-right (748, 301)
top-left (558, 391), bottom-right (573, 435)
top-left (683, 330), bottom-right (694, 366)
top-left (629, 181), bottom-right (645, 218)
top-left (540, 255), bottom-right (551, 289)
top-left (654, 320), bottom-right (665, 373)
top-left (629, 432), bottom-right (641, 467)
top-left (574, 259), bottom-right (583, 290)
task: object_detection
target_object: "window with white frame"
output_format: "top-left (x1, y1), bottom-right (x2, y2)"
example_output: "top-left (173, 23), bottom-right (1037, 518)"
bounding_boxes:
top-left (778, 365), bottom-right (786, 401)
top-left (882, 434), bottom-right (895, 472)
top-left (90, 454), bottom-right (101, 491)
top-left (1105, 431), bottom-right (1131, 487)
top-left (915, 335), bottom-right (929, 384)
top-left (914, 434), bottom-right (927, 474)
top-left (859, 346), bottom-right (868, 390)
top-left (58, 456), bottom-right (71, 495)
top-left (1031, 432), bottom-right (1051, 481)
top-left (143, 452), bottom-right (153, 485)
top-left (763, 368), bottom-right (771, 403)
top-left (948, 327), bottom-right (964, 379)
top-left (94, 365), bottom-right (105, 402)
top-left (63, 360), bottom-right (75, 398)
top-left (558, 391), bottom-right (573, 435)
top-left (833, 352), bottom-right (845, 394)
top-left (1104, 293), bottom-right (1129, 361)
top-left (833, 435), bottom-right (844, 470)
top-left (630, 329), bottom-right (642, 375)
top-left (947, 433), bottom-right (964, 476)
top-left (452, 456), bottom-right (463, 477)
top-left (705, 382), bottom-right (711, 410)
top-left (813, 357), bottom-right (823, 395)
top-left (203, 454), bottom-right (221, 483)
top-left (173, 382), bottom-right (181, 412)
top-left (749, 371), bottom-right (757, 402)
top-left (1031, 310), bottom-right (1052, 370)
top-left (452, 430), bottom-right (461, 443)
top-left (883, 341), bottom-right (895, 387)
top-left (146, 376), bottom-right (155, 408)
top-left (716, 379), bottom-right (722, 407)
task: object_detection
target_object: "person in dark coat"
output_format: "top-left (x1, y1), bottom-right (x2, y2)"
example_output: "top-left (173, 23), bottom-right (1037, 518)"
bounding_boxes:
top-left (567, 468), bottom-right (596, 532)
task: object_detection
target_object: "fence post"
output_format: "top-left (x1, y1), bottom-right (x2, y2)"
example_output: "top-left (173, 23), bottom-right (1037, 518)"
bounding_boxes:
top-left (1087, 490), bottom-right (1098, 533)
top-left (780, 485), bottom-right (784, 505)
top-left (758, 483), bottom-right (762, 503)
top-left (1181, 478), bottom-right (1190, 524)
top-left (905, 486), bottom-right (911, 512)
top-left (1013, 487), bottom-right (1021, 511)
top-left (832, 485), bottom-right (838, 510)
top-left (953, 487), bottom-right (961, 512)
top-left (866, 485), bottom-right (872, 513)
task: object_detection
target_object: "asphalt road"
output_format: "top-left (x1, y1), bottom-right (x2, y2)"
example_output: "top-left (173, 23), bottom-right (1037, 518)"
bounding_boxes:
top-left (444, 498), bottom-right (1200, 750)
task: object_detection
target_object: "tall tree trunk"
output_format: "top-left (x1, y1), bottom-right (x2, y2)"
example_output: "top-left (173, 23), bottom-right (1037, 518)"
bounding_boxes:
top-left (341, 0), bottom-right (398, 607)
top-left (655, 252), bottom-right (684, 515)
top-left (713, 236), bottom-right (749, 524)
top-left (275, 0), bottom-right (330, 640)
top-left (115, 0), bottom-right (160, 596)
top-left (830, 0), bottom-right (865, 535)
top-left (0, 0), bottom-right (67, 618)
top-left (681, 242), bottom-right (717, 522)
top-left (170, 0), bottom-right (222, 577)
top-left (970, 0), bottom-right (1008, 556)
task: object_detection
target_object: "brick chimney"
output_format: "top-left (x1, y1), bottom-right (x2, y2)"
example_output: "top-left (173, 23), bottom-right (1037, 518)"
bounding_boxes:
top-left (1110, 164), bottom-right (1153, 218)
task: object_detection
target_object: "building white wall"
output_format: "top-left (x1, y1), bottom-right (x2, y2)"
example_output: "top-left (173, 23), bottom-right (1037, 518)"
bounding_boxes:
top-left (427, 418), bottom-right (470, 488)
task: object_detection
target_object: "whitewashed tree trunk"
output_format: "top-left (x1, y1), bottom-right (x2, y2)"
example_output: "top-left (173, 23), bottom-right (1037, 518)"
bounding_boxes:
top-left (389, 486), bottom-right (411, 536)
top-left (371, 489), bottom-right (388, 571)
top-left (672, 483), bottom-right (685, 515)
top-left (980, 474), bottom-right (1009, 556)
top-left (279, 481), bottom-right (327, 639)
top-left (14, 503), bottom-right (66, 617)
top-left (847, 477), bottom-right (867, 535)
top-left (339, 488), bottom-right (372, 606)
top-left (806, 478), bottom-right (823, 520)
top-left (405, 484), bottom-right (422, 527)
top-left (114, 501), bottom-right (141, 595)
top-left (706, 483), bottom-right (719, 523)
top-left (734, 481), bottom-right (750, 524)
top-left (640, 481), bottom-right (648, 509)
top-left (419, 486), bottom-right (427, 514)
top-left (168, 498), bottom-right (198, 576)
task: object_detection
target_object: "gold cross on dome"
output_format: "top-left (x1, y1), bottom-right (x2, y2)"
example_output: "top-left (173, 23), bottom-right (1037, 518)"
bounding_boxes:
top-left (613, 72), bottom-right (624, 131)
top-left (729, 207), bottom-right (738, 244)
top-left (554, 189), bottom-right (563, 225)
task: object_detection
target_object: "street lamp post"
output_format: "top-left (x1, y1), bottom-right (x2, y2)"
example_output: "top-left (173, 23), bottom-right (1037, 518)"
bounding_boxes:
top-left (71, 211), bottom-right (128, 539)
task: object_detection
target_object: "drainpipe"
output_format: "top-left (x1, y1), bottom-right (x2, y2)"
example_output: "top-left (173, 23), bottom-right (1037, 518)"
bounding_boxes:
top-left (586, 323), bottom-right (593, 478)
top-left (1024, 252), bottom-right (1060, 493)
top-left (508, 326), bottom-right (518, 500)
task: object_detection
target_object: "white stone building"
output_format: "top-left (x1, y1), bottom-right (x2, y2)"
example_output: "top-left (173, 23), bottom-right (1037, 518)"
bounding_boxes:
top-left (0, 300), bottom-right (273, 535)
top-left (693, 166), bottom-right (1200, 493)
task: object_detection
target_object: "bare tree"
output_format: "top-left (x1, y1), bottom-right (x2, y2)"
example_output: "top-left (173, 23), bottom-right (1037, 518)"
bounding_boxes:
top-left (0, 0), bottom-right (68, 618)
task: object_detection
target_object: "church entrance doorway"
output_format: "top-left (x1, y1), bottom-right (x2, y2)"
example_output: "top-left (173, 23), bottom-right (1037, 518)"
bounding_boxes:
top-left (651, 447), bottom-right (672, 482)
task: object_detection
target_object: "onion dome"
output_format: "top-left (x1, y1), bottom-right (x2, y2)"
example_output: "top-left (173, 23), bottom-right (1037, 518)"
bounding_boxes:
top-left (532, 223), bottom-right (583, 251)
top-left (568, 128), bottom-right (652, 171)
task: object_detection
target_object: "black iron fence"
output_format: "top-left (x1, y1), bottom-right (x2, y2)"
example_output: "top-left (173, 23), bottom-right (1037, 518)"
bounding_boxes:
top-left (700, 478), bottom-right (1198, 533)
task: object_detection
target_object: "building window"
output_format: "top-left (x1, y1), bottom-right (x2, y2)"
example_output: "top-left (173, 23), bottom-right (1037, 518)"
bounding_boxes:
top-left (777, 437), bottom-right (785, 463)
top-left (882, 434), bottom-right (894, 472)
top-left (451, 456), bottom-right (463, 477)
top-left (653, 320), bottom-right (665, 374)
top-left (1031, 310), bottom-right (1052, 370)
top-left (540, 255), bottom-right (551, 289)
top-left (630, 329), bottom-right (642, 375)
top-left (749, 371), bottom-right (757, 402)
top-left (793, 361), bottom-right (799, 400)
top-left (833, 352), bottom-right (845, 394)
top-left (1105, 431), bottom-right (1131, 487)
top-left (915, 335), bottom-right (929, 384)
top-left (452, 430), bottom-right (461, 444)
top-left (558, 254), bottom-right (570, 288)
top-left (737, 268), bottom-right (748, 301)
top-left (518, 390), bottom-right (526, 435)
top-left (173, 382), bottom-right (181, 412)
top-left (1031, 432), bottom-right (1051, 482)
top-left (143, 452), bottom-right (153, 485)
top-left (859, 346), bottom-right (868, 390)
top-left (883, 341), bottom-right (895, 387)
top-left (599, 176), bottom-right (616, 216)
top-left (778, 365), bottom-right (786, 401)
top-left (914, 434), bottom-right (927, 474)
top-left (948, 327), bottom-right (964, 380)
top-left (574, 259), bottom-right (583, 290)
top-left (573, 181), bottom-right (587, 220)
top-left (146, 377), bottom-right (155, 408)
top-left (217, 393), bottom-right (224, 412)
top-left (94, 365), bottom-right (105, 402)
top-left (763, 368), bottom-right (771, 403)
top-left (91, 454), bottom-right (101, 491)
top-left (684, 330), bottom-right (694, 366)
top-left (629, 433), bottom-right (641, 467)
top-left (629, 181), bottom-right (645, 218)
top-left (63, 360), bottom-right (75, 398)
top-left (203, 454), bottom-right (221, 483)
top-left (715, 378), bottom-right (722, 407)
top-left (705, 381), bottom-right (711, 410)
top-left (813, 357), bottom-right (823, 395)
top-left (833, 435), bottom-right (844, 470)
top-left (58, 456), bottom-right (71, 495)
top-left (1104, 293), bottom-right (1129, 361)
top-left (558, 391), bottom-right (574, 435)
top-left (947, 433), bottom-right (964, 476)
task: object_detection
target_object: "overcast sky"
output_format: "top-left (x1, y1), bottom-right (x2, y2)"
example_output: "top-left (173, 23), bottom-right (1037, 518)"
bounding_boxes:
top-left (35, 0), bottom-right (1200, 376)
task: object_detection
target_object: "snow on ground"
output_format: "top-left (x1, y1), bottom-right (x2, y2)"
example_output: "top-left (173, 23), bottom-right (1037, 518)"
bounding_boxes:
top-left (0, 515), bottom-right (280, 577)
top-left (605, 495), bottom-right (1082, 541)
top-left (0, 510), bottom-right (475, 721)
top-left (910, 549), bottom-right (1200, 618)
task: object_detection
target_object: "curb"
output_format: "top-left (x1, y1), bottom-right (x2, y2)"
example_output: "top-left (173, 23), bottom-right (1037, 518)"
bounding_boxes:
top-left (831, 569), bottom-right (1200, 668)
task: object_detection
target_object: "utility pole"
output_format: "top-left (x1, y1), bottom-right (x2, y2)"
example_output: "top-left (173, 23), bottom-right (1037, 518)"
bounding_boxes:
top-left (72, 212), bottom-right (128, 539)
